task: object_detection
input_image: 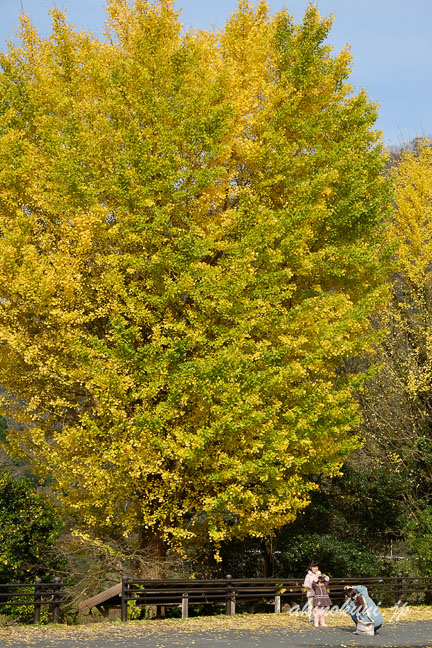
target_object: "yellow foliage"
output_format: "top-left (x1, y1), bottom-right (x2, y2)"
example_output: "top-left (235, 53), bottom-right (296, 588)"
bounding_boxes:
top-left (390, 142), bottom-right (432, 286)
top-left (0, 1), bottom-right (391, 553)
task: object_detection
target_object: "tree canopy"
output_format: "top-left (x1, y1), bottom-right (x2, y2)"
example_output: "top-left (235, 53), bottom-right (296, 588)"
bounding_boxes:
top-left (0, 0), bottom-right (392, 561)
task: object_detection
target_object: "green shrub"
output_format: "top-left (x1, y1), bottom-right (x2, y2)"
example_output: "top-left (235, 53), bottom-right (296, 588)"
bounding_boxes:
top-left (273, 532), bottom-right (383, 578)
top-left (0, 468), bottom-right (64, 583)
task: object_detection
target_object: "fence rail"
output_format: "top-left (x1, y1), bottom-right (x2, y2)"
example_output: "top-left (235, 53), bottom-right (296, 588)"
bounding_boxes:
top-left (0, 577), bottom-right (66, 623)
top-left (120, 574), bottom-right (432, 621)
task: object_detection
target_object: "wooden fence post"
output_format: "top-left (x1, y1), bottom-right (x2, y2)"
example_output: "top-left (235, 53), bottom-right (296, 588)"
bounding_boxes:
top-left (33, 578), bottom-right (42, 624)
top-left (182, 592), bottom-right (189, 619)
top-left (52, 576), bottom-right (61, 623)
top-left (121, 575), bottom-right (129, 622)
top-left (226, 574), bottom-right (235, 616)
top-left (274, 589), bottom-right (281, 614)
top-left (397, 573), bottom-right (403, 603)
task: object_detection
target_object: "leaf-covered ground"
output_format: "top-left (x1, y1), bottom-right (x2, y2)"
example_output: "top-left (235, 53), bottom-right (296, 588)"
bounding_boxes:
top-left (1, 607), bottom-right (432, 647)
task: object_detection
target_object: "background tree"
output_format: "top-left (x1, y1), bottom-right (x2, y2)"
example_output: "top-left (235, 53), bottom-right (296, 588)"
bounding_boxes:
top-left (358, 139), bottom-right (432, 571)
top-left (0, 0), bottom-right (391, 569)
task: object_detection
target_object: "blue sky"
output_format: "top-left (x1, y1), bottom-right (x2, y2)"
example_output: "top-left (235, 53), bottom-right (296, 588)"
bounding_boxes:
top-left (0, 0), bottom-right (430, 147)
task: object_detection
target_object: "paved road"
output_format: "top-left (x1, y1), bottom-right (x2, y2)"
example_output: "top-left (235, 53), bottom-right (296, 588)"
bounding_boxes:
top-left (1, 621), bottom-right (431, 648)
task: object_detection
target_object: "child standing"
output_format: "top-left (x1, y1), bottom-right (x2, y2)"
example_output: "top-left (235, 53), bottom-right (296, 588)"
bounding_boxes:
top-left (312, 576), bottom-right (332, 627)
top-left (303, 561), bottom-right (329, 624)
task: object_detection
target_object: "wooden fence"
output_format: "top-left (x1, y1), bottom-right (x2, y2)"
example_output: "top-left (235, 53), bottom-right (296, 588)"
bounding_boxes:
top-left (0, 577), bottom-right (66, 623)
top-left (3, 574), bottom-right (432, 623)
top-left (120, 574), bottom-right (432, 621)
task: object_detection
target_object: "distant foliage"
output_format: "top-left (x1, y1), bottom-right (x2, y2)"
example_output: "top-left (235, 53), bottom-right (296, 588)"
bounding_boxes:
top-left (273, 532), bottom-right (382, 578)
top-left (0, 415), bottom-right (6, 443)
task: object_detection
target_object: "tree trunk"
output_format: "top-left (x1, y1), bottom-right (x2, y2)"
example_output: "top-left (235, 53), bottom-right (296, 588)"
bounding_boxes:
top-left (137, 529), bottom-right (168, 579)
top-left (262, 539), bottom-right (272, 578)
top-left (135, 530), bottom-right (168, 619)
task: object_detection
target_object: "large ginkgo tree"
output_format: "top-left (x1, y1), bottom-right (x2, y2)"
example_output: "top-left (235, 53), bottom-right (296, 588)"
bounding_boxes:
top-left (0, 0), bottom-right (392, 568)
